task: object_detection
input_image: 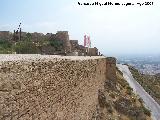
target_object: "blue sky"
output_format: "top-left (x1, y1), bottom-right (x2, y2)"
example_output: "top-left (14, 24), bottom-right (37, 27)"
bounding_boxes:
top-left (1, 0), bottom-right (160, 56)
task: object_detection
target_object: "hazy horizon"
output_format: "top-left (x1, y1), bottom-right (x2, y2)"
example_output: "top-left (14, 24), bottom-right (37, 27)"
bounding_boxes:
top-left (1, 0), bottom-right (160, 55)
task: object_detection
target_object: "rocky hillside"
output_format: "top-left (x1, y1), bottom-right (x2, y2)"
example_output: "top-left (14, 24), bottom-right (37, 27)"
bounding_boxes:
top-left (129, 66), bottom-right (160, 105)
top-left (92, 66), bottom-right (152, 120)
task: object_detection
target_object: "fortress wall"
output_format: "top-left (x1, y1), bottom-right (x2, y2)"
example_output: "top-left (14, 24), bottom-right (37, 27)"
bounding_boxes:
top-left (106, 57), bottom-right (117, 81)
top-left (0, 56), bottom-right (107, 120)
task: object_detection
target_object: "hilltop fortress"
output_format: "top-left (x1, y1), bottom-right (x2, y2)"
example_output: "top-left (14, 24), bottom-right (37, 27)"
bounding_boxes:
top-left (0, 31), bottom-right (152, 120)
top-left (0, 31), bottom-right (98, 56)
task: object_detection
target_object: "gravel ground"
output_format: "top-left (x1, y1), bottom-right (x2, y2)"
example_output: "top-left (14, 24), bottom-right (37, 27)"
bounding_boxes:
top-left (0, 54), bottom-right (105, 62)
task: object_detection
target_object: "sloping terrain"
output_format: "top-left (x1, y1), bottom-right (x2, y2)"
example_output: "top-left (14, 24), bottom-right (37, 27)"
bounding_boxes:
top-left (129, 66), bottom-right (160, 105)
top-left (118, 64), bottom-right (160, 120)
top-left (92, 67), bottom-right (152, 120)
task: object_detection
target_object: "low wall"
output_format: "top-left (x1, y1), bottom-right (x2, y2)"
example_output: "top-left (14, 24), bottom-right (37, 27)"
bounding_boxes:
top-left (0, 55), bottom-right (107, 120)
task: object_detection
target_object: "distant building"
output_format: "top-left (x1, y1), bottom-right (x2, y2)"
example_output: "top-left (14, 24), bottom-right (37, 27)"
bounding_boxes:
top-left (0, 30), bottom-right (100, 56)
top-left (46, 33), bottom-right (52, 37)
top-left (87, 47), bottom-right (98, 56)
top-left (77, 45), bottom-right (86, 56)
top-left (70, 40), bottom-right (79, 51)
top-left (50, 31), bottom-right (71, 53)
top-left (31, 32), bottom-right (45, 42)
top-left (21, 32), bottom-right (27, 36)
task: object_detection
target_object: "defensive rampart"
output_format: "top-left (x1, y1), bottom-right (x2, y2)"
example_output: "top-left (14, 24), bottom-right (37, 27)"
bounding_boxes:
top-left (0, 55), bottom-right (111, 120)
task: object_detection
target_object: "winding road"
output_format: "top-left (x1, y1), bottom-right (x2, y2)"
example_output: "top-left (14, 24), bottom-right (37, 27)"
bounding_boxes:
top-left (117, 64), bottom-right (160, 120)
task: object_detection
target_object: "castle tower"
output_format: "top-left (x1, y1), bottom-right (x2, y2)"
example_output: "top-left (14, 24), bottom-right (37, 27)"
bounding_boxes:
top-left (55, 31), bottom-right (71, 53)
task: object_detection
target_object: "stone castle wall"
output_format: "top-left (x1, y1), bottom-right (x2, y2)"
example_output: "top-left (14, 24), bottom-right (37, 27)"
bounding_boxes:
top-left (0, 55), bottom-right (109, 120)
top-left (51, 31), bottom-right (71, 53)
top-left (0, 31), bottom-right (12, 40)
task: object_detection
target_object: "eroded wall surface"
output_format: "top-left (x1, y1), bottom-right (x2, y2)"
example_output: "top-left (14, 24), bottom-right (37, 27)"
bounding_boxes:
top-left (0, 55), bottom-right (107, 120)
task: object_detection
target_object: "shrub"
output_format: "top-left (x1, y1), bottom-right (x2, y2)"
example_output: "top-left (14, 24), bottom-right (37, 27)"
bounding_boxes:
top-left (126, 86), bottom-right (133, 95)
top-left (0, 39), bottom-right (13, 53)
top-left (142, 106), bottom-right (151, 116)
top-left (49, 39), bottom-right (63, 51)
top-left (13, 39), bottom-right (39, 54)
top-left (138, 97), bottom-right (143, 104)
top-left (0, 39), bottom-right (12, 48)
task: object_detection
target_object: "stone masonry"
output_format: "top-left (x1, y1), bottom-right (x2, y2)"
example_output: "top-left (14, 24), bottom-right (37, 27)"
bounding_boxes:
top-left (0, 55), bottom-right (107, 120)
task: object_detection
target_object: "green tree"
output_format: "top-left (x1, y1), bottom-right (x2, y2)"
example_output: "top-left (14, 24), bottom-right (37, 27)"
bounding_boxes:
top-left (26, 33), bottom-right (32, 40)
top-left (49, 39), bottom-right (63, 51)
